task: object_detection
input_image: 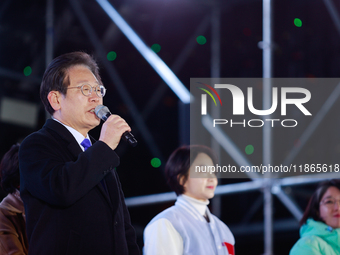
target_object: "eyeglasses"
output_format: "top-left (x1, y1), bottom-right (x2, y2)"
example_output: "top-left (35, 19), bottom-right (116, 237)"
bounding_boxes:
top-left (320, 198), bottom-right (340, 208)
top-left (67, 84), bottom-right (106, 98)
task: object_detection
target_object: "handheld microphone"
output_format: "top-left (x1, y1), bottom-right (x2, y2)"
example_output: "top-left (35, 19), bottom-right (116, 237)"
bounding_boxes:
top-left (95, 105), bottom-right (137, 147)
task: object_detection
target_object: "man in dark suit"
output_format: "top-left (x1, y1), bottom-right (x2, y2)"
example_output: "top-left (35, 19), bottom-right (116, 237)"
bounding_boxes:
top-left (19, 52), bottom-right (140, 254)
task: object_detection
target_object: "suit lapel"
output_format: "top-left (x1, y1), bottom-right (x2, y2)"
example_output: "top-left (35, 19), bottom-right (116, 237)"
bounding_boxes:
top-left (44, 119), bottom-right (114, 209)
top-left (45, 119), bottom-right (83, 158)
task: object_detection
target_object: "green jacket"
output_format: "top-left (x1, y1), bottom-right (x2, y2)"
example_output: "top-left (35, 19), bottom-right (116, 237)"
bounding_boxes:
top-left (290, 219), bottom-right (340, 255)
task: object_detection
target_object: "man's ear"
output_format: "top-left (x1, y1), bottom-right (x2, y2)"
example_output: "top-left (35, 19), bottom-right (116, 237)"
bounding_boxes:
top-left (47, 91), bottom-right (62, 111)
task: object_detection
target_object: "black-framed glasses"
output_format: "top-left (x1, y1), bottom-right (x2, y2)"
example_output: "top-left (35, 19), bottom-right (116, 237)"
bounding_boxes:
top-left (320, 198), bottom-right (340, 208)
top-left (67, 84), bottom-right (106, 98)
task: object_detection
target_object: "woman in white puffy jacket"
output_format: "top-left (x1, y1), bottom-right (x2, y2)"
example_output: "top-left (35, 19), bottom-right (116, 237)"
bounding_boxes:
top-left (143, 145), bottom-right (235, 255)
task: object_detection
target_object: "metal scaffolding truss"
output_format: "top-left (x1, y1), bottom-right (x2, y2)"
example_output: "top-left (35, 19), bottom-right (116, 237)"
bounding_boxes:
top-left (2, 1), bottom-right (339, 255)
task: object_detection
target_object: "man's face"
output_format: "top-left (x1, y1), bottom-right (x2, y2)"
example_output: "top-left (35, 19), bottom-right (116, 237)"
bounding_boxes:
top-left (54, 65), bottom-right (103, 136)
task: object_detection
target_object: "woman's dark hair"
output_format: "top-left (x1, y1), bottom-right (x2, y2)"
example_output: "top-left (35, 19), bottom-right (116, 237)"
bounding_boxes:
top-left (300, 179), bottom-right (340, 226)
top-left (0, 144), bottom-right (20, 194)
top-left (40, 51), bottom-right (102, 115)
top-left (165, 145), bottom-right (217, 196)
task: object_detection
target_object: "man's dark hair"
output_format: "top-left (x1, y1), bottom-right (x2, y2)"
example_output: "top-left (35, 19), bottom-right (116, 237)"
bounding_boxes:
top-left (40, 51), bottom-right (102, 115)
top-left (300, 179), bottom-right (340, 226)
top-left (165, 145), bottom-right (217, 196)
top-left (0, 144), bottom-right (20, 194)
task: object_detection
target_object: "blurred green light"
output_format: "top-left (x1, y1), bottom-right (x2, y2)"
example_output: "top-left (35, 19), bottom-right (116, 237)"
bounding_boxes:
top-left (245, 145), bottom-right (254, 155)
top-left (151, 44), bottom-right (161, 53)
top-left (151, 158), bottom-right (161, 168)
top-left (107, 51), bottom-right (117, 61)
top-left (294, 18), bottom-right (302, 27)
top-left (23, 66), bottom-right (32, 76)
top-left (196, 35), bottom-right (207, 45)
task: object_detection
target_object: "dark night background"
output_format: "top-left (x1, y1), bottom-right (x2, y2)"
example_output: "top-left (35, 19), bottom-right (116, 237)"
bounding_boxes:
top-left (1, 0), bottom-right (340, 254)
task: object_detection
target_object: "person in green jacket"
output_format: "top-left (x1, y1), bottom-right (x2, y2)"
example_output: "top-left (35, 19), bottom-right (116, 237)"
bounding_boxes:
top-left (290, 179), bottom-right (340, 255)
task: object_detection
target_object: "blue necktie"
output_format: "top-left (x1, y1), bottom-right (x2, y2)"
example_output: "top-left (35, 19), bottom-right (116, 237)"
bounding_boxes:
top-left (81, 138), bottom-right (91, 151)
top-left (81, 138), bottom-right (107, 192)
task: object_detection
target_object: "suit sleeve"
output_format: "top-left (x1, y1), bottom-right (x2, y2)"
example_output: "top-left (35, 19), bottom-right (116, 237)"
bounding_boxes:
top-left (19, 131), bottom-right (119, 207)
top-left (115, 172), bottom-right (141, 254)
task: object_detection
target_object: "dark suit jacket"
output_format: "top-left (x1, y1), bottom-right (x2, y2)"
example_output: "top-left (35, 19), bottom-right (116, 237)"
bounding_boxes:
top-left (19, 119), bottom-right (140, 255)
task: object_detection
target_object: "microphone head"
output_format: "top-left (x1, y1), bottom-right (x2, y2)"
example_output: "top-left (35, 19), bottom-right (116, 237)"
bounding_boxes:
top-left (95, 105), bottom-right (110, 121)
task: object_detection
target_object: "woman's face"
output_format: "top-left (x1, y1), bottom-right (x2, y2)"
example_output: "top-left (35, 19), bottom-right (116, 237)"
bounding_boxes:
top-left (182, 153), bottom-right (217, 202)
top-left (319, 186), bottom-right (340, 229)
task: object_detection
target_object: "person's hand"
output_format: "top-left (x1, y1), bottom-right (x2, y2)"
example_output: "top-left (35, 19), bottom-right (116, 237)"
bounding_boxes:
top-left (99, 114), bottom-right (131, 150)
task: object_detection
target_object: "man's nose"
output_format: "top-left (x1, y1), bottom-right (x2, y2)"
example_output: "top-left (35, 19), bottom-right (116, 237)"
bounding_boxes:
top-left (89, 93), bottom-right (100, 102)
